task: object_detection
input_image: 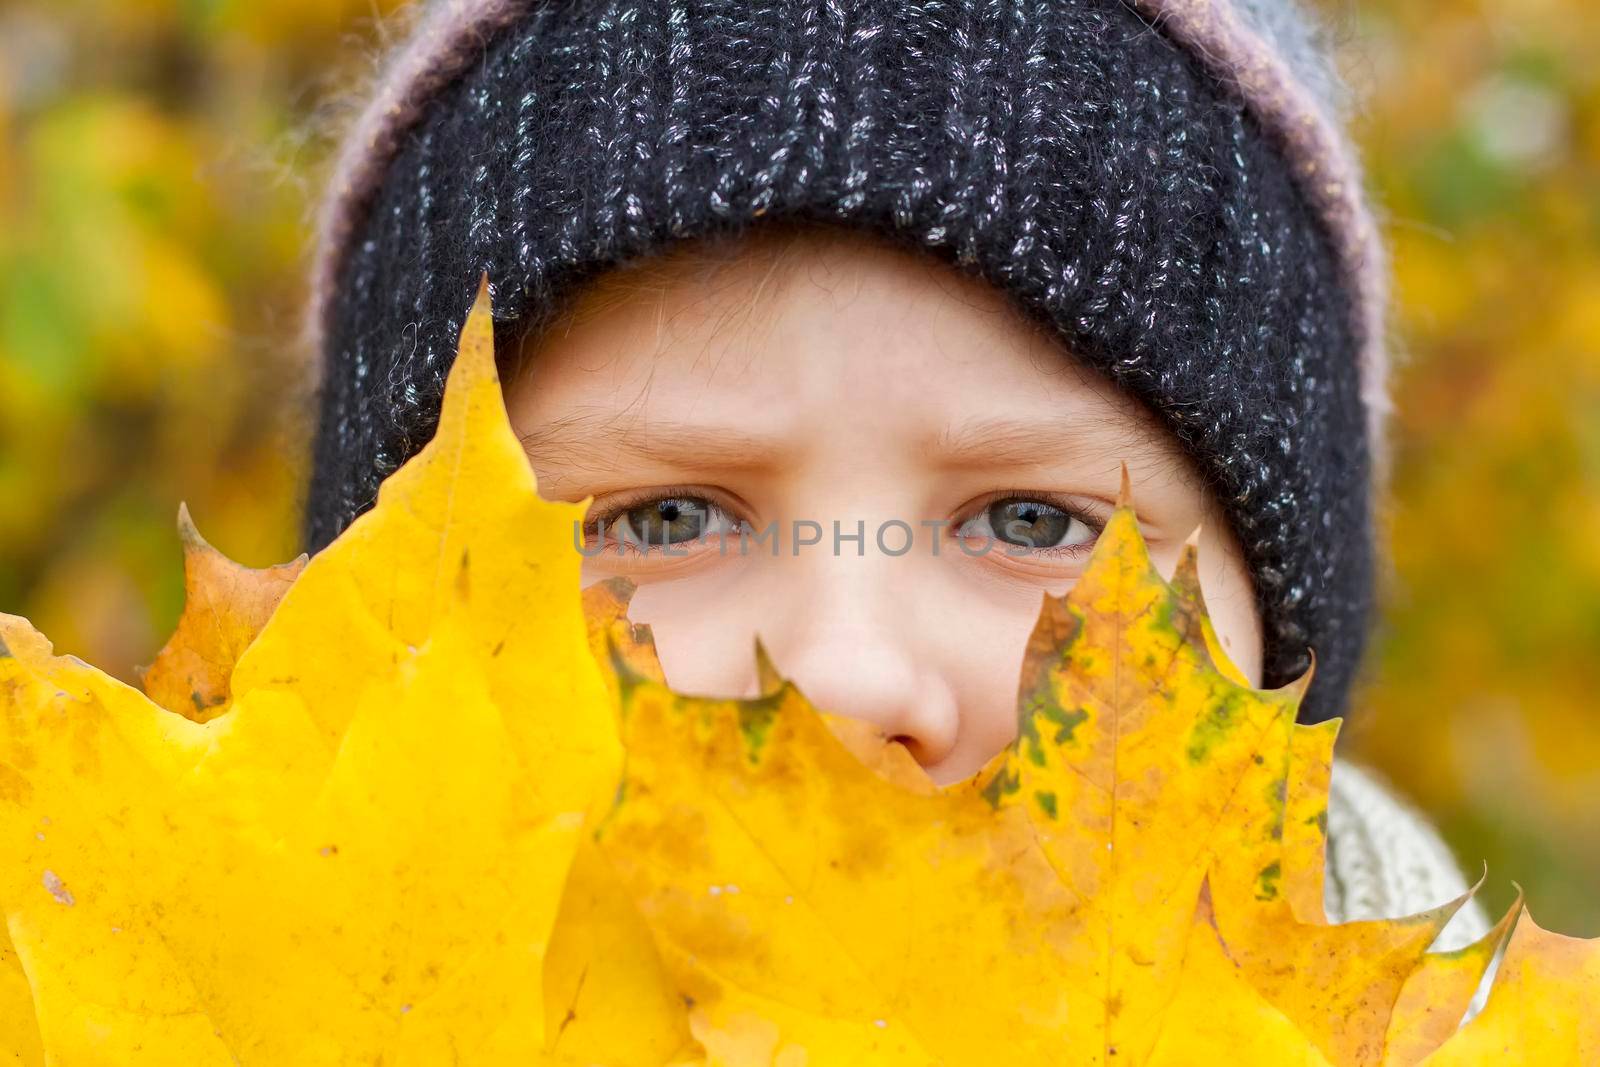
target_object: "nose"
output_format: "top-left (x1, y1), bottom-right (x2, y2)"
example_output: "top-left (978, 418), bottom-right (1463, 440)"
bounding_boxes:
top-left (757, 559), bottom-right (960, 769)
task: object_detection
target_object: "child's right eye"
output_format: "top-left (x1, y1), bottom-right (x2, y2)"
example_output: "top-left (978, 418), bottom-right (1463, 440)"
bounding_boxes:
top-left (584, 491), bottom-right (742, 554)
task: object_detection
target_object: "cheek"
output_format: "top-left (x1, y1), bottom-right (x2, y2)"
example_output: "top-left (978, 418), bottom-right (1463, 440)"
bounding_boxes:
top-left (599, 563), bottom-right (783, 699)
top-left (1206, 597), bottom-right (1265, 687)
top-left (597, 556), bottom-right (1061, 785)
top-left (1190, 527), bottom-right (1266, 688)
top-left (921, 593), bottom-right (1042, 782)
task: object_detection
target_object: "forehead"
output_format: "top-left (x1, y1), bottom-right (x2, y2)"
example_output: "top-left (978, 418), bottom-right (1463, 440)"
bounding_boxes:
top-left (508, 226), bottom-right (1177, 463)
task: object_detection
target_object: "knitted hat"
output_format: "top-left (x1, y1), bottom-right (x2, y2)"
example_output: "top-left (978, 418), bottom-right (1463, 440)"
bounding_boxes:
top-left (305, 0), bottom-right (1389, 723)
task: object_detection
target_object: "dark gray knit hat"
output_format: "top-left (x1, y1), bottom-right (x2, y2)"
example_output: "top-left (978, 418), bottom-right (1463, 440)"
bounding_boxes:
top-left (305, 0), bottom-right (1391, 723)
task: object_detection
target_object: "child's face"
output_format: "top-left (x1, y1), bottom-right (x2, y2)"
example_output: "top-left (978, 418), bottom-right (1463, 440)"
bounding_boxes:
top-left (508, 227), bottom-right (1263, 785)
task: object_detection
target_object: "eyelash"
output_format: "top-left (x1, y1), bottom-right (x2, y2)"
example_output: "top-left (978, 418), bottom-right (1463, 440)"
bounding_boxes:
top-left (582, 484), bottom-right (745, 551)
top-left (582, 487), bottom-right (1111, 557)
top-left (954, 489), bottom-right (1111, 557)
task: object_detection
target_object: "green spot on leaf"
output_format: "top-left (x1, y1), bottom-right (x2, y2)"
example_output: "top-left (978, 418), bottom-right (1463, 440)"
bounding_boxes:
top-left (1255, 861), bottom-right (1282, 902)
top-left (737, 697), bottom-right (780, 762)
top-left (981, 764), bottom-right (1021, 809)
top-left (1046, 705), bottom-right (1089, 746)
top-left (1186, 689), bottom-right (1244, 764)
top-left (1265, 774), bottom-right (1288, 840)
top-left (1017, 700), bottom-right (1049, 767)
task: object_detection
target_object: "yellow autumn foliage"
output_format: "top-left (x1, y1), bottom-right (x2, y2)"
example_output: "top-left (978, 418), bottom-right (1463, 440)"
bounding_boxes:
top-left (0, 282), bottom-right (1595, 1064)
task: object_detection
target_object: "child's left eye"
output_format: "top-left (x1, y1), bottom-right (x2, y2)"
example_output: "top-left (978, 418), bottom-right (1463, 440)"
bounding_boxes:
top-left (957, 496), bottom-right (1103, 555)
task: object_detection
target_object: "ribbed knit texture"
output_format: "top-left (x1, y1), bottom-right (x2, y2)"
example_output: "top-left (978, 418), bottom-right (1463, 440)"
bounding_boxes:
top-left (1325, 760), bottom-right (1490, 955)
top-left (306, 0), bottom-right (1374, 723)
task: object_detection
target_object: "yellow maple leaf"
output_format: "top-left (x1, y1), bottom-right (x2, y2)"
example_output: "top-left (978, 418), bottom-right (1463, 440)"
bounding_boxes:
top-left (2, 279), bottom-right (1595, 1065)
top-left (1421, 909), bottom-right (1600, 1063)
top-left (0, 280), bottom-right (673, 1063)
top-left (588, 483), bottom-right (1434, 1064)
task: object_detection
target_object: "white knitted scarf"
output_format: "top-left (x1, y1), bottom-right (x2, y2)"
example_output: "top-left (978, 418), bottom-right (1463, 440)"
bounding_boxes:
top-left (1325, 759), bottom-right (1490, 952)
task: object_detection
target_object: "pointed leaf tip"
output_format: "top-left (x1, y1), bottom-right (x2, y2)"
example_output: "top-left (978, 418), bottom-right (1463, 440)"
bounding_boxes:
top-left (1278, 647), bottom-right (1317, 705)
top-left (752, 637), bottom-right (786, 696)
top-left (600, 575), bottom-right (637, 611)
top-left (445, 272), bottom-right (499, 395)
top-left (469, 273), bottom-right (494, 335)
top-left (1171, 541), bottom-right (1202, 600)
top-left (1474, 879), bottom-right (1523, 958)
top-left (1380, 885), bottom-right (1523, 1065)
top-left (1116, 461), bottom-right (1133, 508)
top-left (1461, 864), bottom-right (1489, 910)
top-left (144, 506), bottom-right (309, 721)
top-left (176, 501), bottom-right (201, 545)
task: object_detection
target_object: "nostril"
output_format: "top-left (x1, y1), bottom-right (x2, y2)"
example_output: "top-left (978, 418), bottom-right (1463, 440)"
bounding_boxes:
top-left (889, 733), bottom-right (929, 762)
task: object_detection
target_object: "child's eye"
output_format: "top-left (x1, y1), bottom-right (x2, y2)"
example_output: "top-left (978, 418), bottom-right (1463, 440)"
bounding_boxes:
top-left (956, 495), bottom-right (1103, 555)
top-left (586, 492), bottom-right (741, 552)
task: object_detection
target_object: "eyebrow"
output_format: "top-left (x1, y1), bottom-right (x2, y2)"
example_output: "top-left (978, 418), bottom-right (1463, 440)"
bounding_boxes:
top-left (519, 410), bottom-right (791, 473)
top-left (929, 413), bottom-right (1179, 471)
top-left (520, 406), bottom-right (1186, 482)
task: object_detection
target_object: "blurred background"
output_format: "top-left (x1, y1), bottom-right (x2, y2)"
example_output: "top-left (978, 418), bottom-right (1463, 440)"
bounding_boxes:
top-left (0, 0), bottom-right (1595, 933)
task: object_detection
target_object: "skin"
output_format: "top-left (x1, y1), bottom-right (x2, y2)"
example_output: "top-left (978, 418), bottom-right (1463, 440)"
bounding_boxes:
top-left (507, 225), bottom-right (1264, 786)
